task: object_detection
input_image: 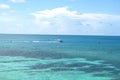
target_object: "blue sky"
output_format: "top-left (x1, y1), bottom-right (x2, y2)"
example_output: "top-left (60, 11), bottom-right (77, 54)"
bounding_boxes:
top-left (0, 0), bottom-right (120, 35)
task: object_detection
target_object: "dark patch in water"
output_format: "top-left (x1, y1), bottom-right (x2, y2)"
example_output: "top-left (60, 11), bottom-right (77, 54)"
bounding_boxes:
top-left (0, 69), bottom-right (29, 72)
top-left (51, 68), bottom-right (74, 71)
top-left (111, 70), bottom-right (120, 75)
top-left (93, 73), bottom-right (112, 77)
top-left (0, 60), bottom-right (38, 63)
top-left (31, 62), bottom-right (65, 69)
top-left (77, 65), bottom-right (116, 73)
top-left (0, 49), bottom-right (78, 59)
top-left (30, 61), bottom-right (92, 70)
top-left (77, 64), bottom-right (120, 80)
top-left (66, 62), bottom-right (91, 67)
top-left (111, 79), bottom-right (120, 80)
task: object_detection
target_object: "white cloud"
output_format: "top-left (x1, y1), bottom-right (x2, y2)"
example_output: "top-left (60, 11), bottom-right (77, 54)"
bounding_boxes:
top-left (10, 0), bottom-right (25, 3)
top-left (0, 12), bottom-right (8, 16)
top-left (0, 17), bottom-right (14, 22)
top-left (0, 14), bottom-right (15, 22)
top-left (31, 7), bottom-right (120, 35)
top-left (0, 12), bottom-right (15, 22)
top-left (0, 4), bottom-right (10, 9)
top-left (0, 6), bottom-right (120, 35)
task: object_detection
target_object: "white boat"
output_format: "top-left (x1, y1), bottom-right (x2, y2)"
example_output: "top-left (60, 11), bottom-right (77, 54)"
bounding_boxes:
top-left (56, 39), bottom-right (63, 43)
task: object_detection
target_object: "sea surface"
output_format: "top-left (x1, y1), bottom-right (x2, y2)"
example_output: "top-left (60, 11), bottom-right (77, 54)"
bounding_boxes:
top-left (0, 34), bottom-right (120, 80)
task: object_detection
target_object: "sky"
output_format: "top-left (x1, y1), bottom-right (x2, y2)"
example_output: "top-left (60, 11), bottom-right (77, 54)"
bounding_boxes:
top-left (0, 0), bottom-right (120, 35)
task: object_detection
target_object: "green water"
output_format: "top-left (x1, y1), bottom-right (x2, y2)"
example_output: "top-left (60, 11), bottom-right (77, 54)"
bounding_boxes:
top-left (0, 34), bottom-right (120, 80)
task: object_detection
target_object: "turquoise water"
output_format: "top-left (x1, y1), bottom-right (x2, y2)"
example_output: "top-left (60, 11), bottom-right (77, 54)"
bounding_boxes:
top-left (0, 34), bottom-right (120, 80)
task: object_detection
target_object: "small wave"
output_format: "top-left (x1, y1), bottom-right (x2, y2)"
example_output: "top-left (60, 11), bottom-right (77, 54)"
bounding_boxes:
top-left (12, 40), bottom-right (42, 43)
top-left (0, 39), bottom-right (63, 43)
top-left (32, 41), bottom-right (40, 43)
top-left (0, 40), bottom-right (39, 43)
top-left (11, 40), bottom-right (31, 43)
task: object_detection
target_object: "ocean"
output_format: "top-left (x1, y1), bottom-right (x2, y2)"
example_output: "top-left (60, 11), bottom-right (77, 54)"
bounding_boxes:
top-left (0, 34), bottom-right (120, 80)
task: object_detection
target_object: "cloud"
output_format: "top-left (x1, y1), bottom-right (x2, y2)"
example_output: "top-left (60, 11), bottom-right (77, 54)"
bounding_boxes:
top-left (0, 15), bottom-right (15, 22)
top-left (1, 7), bottom-right (117, 35)
top-left (0, 7), bottom-right (119, 35)
top-left (0, 11), bottom-right (16, 22)
top-left (31, 7), bottom-right (120, 35)
top-left (10, 0), bottom-right (25, 3)
top-left (31, 7), bottom-right (79, 34)
top-left (0, 4), bottom-right (10, 9)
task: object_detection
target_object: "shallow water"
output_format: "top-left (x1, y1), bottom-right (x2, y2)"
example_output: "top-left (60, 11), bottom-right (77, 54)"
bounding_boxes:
top-left (0, 34), bottom-right (120, 80)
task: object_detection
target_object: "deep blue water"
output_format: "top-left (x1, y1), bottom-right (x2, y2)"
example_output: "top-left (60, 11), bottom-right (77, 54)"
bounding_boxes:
top-left (0, 34), bottom-right (120, 80)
